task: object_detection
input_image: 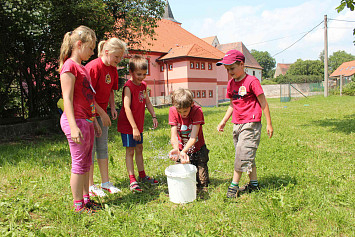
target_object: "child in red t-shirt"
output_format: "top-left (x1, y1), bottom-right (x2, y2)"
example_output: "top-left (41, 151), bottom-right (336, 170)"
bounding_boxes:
top-left (117, 55), bottom-right (158, 192)
top-left (85, 38), bottom-right (127, 197)
top-left (216, 50), bottom-right (273, 198)
top-left (168, 88), bottom-right (210, 193)
top-left (59, 25), bottom-right (102, 213)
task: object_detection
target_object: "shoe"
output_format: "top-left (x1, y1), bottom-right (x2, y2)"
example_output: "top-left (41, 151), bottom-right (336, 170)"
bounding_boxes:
top-left (101, 181), bottom-right (121, 194)
top-left (74, 205), bottom-right (97, 214)
top-left (139, 175), bottom-right (158, 184)
top-left (85, 200), bottom-right (103, 211)
top-left (130, 181), bottom-right (143, 193)
top-left (89, 184), bottom-right (107, 197)
top-left (239, 183), bottom-right (260, 194)
top-left (226, 185), bottom-right (239, 198)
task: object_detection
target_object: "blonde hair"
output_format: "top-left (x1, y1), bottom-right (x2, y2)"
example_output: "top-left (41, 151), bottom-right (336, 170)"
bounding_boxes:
top-left (97, 37), bottom-right (127, 57)
top-left (129, 55), bottom-right (148, 72)
top-left (58, 25), bottom-right (96, 72)
top-left (171, 88), bottom-right (194, 109)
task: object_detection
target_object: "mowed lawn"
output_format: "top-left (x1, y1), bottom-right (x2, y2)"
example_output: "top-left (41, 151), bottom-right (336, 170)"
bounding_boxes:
top-left (0, 95), bottom-right (354, 236)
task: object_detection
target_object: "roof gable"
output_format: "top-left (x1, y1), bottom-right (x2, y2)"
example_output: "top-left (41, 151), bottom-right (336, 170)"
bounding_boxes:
top-left (136, 19), bottom-right (225, 60)
top-left (218, 42), bottom-right (262, 69)
top-left (330, 60), bottom-right (355, 77)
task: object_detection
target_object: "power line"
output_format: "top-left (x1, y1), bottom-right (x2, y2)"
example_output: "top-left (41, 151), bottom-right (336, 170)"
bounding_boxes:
top-left (328, 18), bottom-right (355, 23)
top-left (272, 20), bottom-right (324, 57)
top-left (246, 31), bottom-right (310, 47)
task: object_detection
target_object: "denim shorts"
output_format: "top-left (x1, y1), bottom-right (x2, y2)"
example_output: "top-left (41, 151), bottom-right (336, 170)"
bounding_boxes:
top-left (121, 133), bottom-right (143, 147)
top-left (92, 117), bottom-right (109, 160)
top-left (233, 122), bottom-right (261, 174)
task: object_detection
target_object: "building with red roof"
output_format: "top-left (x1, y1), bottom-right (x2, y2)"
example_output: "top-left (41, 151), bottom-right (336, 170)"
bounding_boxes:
top-left (274, 63), bottom-right (292, 78)
top-left (330, 60), bottom-right (355, 79)
top-left (129, 0), bottom-right (262, 106)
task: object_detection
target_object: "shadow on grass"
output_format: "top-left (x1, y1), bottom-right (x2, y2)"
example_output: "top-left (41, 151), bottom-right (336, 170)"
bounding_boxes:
top-left (259, 174), bottom-right (297, 190)
top-left (309, 113), bottom-right (355, 134)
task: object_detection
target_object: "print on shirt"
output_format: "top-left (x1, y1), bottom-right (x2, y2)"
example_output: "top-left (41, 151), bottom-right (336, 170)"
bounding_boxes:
top-left (82, 76), bottom-right (95, 103)
top-left (139, 90), bottom-right (145, 103)
top-left (105, 73), bottom-right (111, 84)
top-left (232, 85), bottom-right (248, 100)
top-left (178, 124), bottom-right (199, 149)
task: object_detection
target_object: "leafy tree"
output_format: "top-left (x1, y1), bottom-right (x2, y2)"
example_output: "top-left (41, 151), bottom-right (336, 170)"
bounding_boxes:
top-left (287, 59), bottom-right (324, 76)
top-left (336, 0), bottom-right (355, 43)
top-left (329, 50), bottom-right (355, 72)
top-left (250, 49), bottom-right (276, 79)
top-left (0, 0), bottom-right (165, 119)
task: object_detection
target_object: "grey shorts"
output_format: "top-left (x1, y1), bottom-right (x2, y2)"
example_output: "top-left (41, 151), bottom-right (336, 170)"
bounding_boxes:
top-left (92, 117), bottom-right (109, 160)
top-left (233, 122), bottom-right (261, 174)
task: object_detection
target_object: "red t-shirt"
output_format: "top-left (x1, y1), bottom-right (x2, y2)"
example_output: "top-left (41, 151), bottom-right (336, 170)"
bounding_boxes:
top-left (226, 74), bottom-right (264, 124)
top-left (117, 80), bottom-right (147, 134)
top-left (168, 105), bottom-right (205, 154)
top-left (60, 59), bottom-right (96, 120)
top-left (85, 58), bottom-right (118, 115)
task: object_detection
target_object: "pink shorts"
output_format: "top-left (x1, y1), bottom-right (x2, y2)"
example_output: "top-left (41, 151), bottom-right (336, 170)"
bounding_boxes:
top-left (60, 113), bottom-right (94, 174)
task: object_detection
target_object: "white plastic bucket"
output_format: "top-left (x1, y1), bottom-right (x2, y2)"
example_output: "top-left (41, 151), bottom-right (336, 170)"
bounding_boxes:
top-left (165, 164), bottom-right (197, 204)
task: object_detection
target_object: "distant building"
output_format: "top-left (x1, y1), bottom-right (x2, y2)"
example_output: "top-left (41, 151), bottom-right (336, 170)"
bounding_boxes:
top-left (330, 60), bottom-right (355, 80)
top-left (274, 63), bottom-right (292, 78)
top-left (128, 0), bottom-right (262, 106)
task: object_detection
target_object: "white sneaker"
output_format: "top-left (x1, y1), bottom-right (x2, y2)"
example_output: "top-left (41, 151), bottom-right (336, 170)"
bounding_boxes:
top-left (89, 184), bottom-right (107, 197)
top-left (101, 181), bottom-right (121, 193)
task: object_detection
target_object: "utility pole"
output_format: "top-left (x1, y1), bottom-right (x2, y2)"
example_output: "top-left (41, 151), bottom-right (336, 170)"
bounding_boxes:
top-left (324, 15), bottom-right (329, 97)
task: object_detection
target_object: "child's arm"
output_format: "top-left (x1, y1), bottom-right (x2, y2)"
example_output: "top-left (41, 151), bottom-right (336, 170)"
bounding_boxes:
top-left (217, 100), bottom-right (233, 132)
top-left (169, 125), bottom-right (180, 161)
top-left (123, 87), bottom-right (141, 141)
top-left (145, 94), bottom-right (158, 129)
top-left (61, 72), bottom-right (83, 144)
top-left (109, 90), bottom-right (118, 120)
top-left (257, 93), bottom-right (273, 138)
top-left (179, 124), bottom-right (200, 163)
top-left (94, 101), bottom-right (111, 127)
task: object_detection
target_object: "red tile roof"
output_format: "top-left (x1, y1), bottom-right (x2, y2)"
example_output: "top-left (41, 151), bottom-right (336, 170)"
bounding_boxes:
top-left (330, 60), bottom-right (355, 77)
top-left (218, 42), bottom-right (263, 69)
top-left (136, 19), bottom-right (225, 60)
top-left (277, 63), bottom-right (292, 75)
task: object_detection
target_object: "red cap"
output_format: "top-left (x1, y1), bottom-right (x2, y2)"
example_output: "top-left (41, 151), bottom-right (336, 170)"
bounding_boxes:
top-left (216, 49), bottom-right (245, 66)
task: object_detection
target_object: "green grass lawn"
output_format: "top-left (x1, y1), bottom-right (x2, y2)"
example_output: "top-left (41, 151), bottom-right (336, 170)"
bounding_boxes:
top-left (0, 95), bottom-right (354, 236)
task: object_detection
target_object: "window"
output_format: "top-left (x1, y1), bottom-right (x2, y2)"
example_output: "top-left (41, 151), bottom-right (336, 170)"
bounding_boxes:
top-left (146, 58), bottom-right (150, 76)
top-left (190, 62), bottom-right (194, 69)
top-left (196, 62), bottom-right (200, 69)
top-left (160, 65), bottom-right (164, 72)
top-left (196, 90), bottom-right (201, 98)
top-left (191, 90), bottom-right (196, 98)
top-left (161, 92), bottom-right (165, 96)
top-left (253, 71), bottom-right (255, 76)
top-left (209, 90), bottom-right (213, 98)
top-left (148, 90), bottom-right (151, 97)
top-left (201, 62), bottom-right (205, 70)
top-left (169, 64), bottom-right (173, 71)
top-left (208, 63), bottom-right (212, 70)
top-left (202, 90), bottom-right (206, 98)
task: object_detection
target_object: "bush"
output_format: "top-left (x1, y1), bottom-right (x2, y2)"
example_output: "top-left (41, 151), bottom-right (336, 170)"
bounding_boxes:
top-left (343, 81), bottom-right (355, 96)
top-left (261, 79), bottom-right (278, 85)
top-left (275, 74), bottom-right (323, 84)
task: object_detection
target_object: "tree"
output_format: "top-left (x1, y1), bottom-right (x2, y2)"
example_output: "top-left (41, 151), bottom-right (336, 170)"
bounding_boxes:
top-left (336, 0), bottom-right (355, 43)
top-left (287, 59), bottom-right (324, 76)
top-left (329, 50), bottom-right (355, 72)
top-left (250, 49), bottom-right (276, 79)
top-left (0, 0), bottom-right (165, 119)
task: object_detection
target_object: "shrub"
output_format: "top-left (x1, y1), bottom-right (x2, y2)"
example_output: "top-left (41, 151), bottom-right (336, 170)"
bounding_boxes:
top-left (261, 79), bottom-right (278, 85)
top-left (343, 81), bottom-right (355, 96)
top-left (275, 74), bottom-right (323, 84)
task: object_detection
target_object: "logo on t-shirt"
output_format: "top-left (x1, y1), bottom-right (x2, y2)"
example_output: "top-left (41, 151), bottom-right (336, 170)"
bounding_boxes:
top-left (139, 90), bottom-right (145, 103)
top-left (105, 74), bottom-right (111, 84)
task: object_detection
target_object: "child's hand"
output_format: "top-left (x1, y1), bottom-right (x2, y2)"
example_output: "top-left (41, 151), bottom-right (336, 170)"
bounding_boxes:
top-left (133, 128), bottom-right (141, 141)
top-left (217, 121), bottom-right (226, 132)
top-left (152, 117), bottom-right (158, 129)
top-left (71, 127), bottom-right (83, 144)
top-left (179, 151), bottom-right (190, 164)
top-left (100, 112), bottom-right (111, 127)
top-left (111, 108), bottom-right (118, 120)
top-left (267, 124), bottom-right (273, 138)
top-left (169, 148), bottom-right (179, 161)
top-left (94, 120), bottom-right (102, 137)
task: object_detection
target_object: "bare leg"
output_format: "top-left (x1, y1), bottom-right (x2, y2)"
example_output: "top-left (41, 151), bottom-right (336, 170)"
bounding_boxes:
top-left (71, 173), bottom-right (84, 200)
top-left (97, 158), bottom-right (109, 183)
top-left (232, 170), bottom-right (243, 183)
top-left (134, 144), bottom-right (144, 172)
top-left (89, 163), bottom-right (95, 187)
top-left (248, 166), bottom-right (257, 181)
top-left (125, 147), bottom-right (135, 176)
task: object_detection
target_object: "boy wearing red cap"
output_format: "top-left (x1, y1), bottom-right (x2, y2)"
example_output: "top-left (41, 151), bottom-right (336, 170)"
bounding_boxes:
top-left (216, 50), bottom-right (273, 198)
